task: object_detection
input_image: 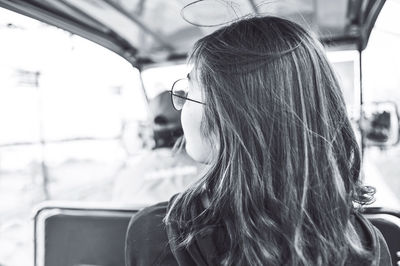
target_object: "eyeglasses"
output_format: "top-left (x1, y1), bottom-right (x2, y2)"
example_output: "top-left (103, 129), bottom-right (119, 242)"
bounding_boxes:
top-left (169, 77), bottom-right (206, 111)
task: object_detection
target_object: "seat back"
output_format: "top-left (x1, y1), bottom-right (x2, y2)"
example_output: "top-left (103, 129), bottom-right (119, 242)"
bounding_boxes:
top-left (364, 207), bottom-right (400, 266)
top-left (34, 204), bottom-right (400, 266)
top-left (34, 203), bottom-right (140, 266)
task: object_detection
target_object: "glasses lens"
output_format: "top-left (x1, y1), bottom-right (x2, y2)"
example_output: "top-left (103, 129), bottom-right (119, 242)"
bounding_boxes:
top-left (172, 79), bottom-right (188, 110)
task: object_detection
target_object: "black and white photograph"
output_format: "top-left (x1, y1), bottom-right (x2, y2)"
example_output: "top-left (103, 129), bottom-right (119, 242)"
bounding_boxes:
top-left (0, 0), bottom-right (399, 265)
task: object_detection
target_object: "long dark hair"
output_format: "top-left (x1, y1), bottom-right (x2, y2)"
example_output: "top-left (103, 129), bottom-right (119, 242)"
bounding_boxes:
top-left (166, 16), bottom-right (375, 265)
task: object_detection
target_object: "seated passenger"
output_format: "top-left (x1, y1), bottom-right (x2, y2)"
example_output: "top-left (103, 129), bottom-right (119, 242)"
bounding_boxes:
top-left (126, 16), bottom-right (392, 265)
top-left (112, 91), bottom-right (199, 205)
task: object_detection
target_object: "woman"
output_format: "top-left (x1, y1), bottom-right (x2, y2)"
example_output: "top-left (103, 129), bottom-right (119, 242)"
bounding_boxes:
top-left (125, 16), bottom-right (391, 265)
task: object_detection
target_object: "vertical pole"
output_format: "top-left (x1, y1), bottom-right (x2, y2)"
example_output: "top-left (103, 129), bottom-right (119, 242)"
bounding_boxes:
top-left (35, 71), bottom-right (49, 200)
top-left (359, 49), bottom-right (365, 163)
top-left (137, 66), bottom-right (149, 104)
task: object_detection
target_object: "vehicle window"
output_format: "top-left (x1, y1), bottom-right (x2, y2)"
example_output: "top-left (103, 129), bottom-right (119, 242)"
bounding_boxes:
top-left (0, 7), bottom-right (147, 265)
top-left (140, 49), bottom-right (395, 209)
top-left (327, 50), bottom-right (361, 120)
top-left (141, 64), bottom-right (190, 100)
top-left (361, 0), bottom-right (400, 208)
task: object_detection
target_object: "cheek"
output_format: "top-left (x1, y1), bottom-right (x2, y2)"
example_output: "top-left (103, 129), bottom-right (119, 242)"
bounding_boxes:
top-left (181, 104), bottom-right (210, 163)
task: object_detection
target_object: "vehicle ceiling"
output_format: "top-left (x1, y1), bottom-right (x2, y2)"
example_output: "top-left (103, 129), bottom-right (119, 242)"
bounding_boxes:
top-left (0, 0), bottom-right (386, 67)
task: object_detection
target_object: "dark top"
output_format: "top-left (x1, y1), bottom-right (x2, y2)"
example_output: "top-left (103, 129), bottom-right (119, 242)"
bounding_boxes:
top-left (125, 197), bottom-right (392, 266)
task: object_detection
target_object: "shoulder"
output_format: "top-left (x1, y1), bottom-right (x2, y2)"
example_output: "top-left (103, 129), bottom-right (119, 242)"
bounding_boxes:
top-left (126, 201), bottom-right (168, 247)
top-left (352, 212), bottom-right (392, 266)
top-left (128, 201), bottom-right (168, 227)
top-left (372, 223), bottom-right (392, 266)
top-left (125, 201), bottom-right (178, 266)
